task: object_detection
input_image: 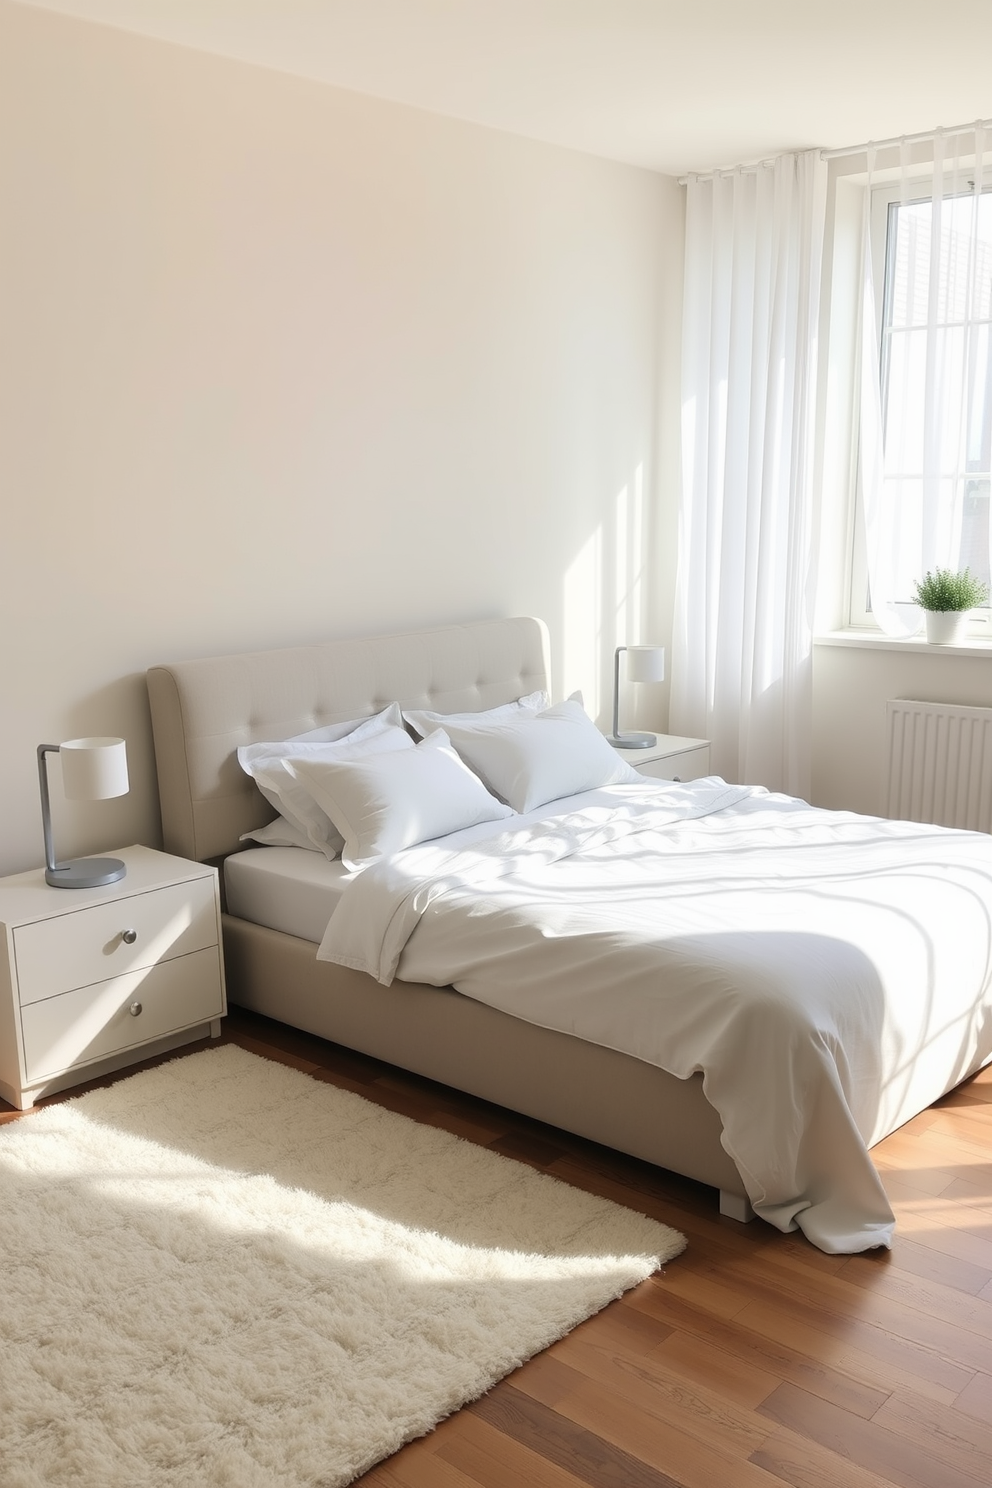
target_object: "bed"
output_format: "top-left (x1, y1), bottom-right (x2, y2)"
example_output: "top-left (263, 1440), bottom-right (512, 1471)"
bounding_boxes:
top-left (147, 615), bottom-right (992, 1255)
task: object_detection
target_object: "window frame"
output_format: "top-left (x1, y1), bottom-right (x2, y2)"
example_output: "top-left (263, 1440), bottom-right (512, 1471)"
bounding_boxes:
top-left (847, 172), bottom-right (992, 638)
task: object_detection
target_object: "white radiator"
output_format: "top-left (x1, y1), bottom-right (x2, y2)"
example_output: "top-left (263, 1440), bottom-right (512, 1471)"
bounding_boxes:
top-left (886, 699), bottom-right (992, 833)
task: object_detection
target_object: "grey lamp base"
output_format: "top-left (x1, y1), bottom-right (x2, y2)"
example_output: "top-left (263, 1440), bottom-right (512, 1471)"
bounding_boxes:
top-left (45, 856), bottom-right (127, 889)
top-left (607, 732), bottom-right (656, 750)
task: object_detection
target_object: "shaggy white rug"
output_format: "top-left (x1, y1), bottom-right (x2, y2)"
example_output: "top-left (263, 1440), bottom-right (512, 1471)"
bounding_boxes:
top-left (0, 1043), bottom-right (685, 1488)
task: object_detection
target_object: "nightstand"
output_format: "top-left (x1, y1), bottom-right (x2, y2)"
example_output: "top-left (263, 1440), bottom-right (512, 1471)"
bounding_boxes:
top-left (0, 845), bottom-right (226, 1110)
top-left (614, 733), bottom-right (710, 782)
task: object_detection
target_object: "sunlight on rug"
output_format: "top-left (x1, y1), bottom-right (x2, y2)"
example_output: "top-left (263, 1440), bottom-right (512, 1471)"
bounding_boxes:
top-left (0, 1043), bottom-right (685, 1488)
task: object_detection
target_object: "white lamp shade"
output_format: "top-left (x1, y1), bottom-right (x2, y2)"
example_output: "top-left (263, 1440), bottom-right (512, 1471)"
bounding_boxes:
top-left (59, 737), bottom-right (129, 800)
top-left (625, 646), bottom-right (665, 683)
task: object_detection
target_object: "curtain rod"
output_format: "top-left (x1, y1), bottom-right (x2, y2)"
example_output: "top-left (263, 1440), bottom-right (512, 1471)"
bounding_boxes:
top-left (679, 117), bottom-right (992, 186)
top-left (822, 117), bottom-right (992, 160)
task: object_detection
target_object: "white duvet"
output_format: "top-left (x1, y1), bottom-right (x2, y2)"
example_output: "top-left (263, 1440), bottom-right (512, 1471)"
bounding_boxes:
top-left (317, 778), bottom-right (992, 1253)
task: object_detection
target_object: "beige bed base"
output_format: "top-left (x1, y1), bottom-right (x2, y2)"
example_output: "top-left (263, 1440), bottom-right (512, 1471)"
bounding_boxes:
top-left (147, 615), bottom-right (750, 1216)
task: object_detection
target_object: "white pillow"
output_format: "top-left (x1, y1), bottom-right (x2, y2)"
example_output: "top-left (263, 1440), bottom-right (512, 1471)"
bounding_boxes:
top-left (439, 699), bottom-right (640, 814)
top-left (239, 816), bottom-right (316, 852)
top-left (403, 689), bottom-right (549, 739)
top-left (288, 729), bottom-right (514, 870)
top-left (238, 704), bottom-right (412, 857)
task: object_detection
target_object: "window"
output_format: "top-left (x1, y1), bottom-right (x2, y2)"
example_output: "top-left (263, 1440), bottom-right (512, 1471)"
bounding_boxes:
top-left (850, 165), bottom-right (992, 634)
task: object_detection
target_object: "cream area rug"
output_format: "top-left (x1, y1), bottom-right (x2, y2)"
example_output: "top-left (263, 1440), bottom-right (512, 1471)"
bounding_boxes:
top-left (0, 1043), bottom-right (685, 1488)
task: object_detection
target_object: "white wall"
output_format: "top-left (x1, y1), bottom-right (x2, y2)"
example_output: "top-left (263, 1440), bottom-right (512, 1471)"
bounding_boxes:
top-left (0, 2), bottom-right (683, 875)
top-left (813, 642), bottom-right (992, 816)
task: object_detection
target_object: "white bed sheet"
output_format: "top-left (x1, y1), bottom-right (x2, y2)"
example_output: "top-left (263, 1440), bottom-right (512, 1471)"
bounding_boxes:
top-left (316, 777), bottom-right (992, 1254)
top-left (224, 847), bottom-right (356, 944)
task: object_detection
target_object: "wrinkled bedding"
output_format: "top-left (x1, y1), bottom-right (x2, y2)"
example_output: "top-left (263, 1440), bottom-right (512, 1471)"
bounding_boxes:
top-left (317, 778), bottom-right (992, 1252)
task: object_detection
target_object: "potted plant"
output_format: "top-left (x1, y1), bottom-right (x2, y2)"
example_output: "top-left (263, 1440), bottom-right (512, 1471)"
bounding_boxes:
top-left (912, 567), bottom-right (990, 645)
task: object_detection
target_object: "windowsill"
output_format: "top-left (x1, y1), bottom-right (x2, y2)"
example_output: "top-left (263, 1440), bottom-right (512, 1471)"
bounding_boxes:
top-left (815, 629), bottom-right (992, 657)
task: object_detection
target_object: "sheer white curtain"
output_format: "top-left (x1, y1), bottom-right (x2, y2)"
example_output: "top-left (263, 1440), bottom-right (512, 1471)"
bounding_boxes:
top-left (671, 151), bottom-right (827, 797)
top-left (859, 125), bottom-right (992, 635)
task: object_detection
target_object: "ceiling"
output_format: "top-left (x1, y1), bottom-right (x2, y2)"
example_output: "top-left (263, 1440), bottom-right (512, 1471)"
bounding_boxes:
top-left (17, 0), bottom-right (992, 176)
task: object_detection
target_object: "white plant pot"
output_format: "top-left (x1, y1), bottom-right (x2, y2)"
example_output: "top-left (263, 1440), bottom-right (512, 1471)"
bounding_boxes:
top-left (924, 609), bottom-right (970, 645)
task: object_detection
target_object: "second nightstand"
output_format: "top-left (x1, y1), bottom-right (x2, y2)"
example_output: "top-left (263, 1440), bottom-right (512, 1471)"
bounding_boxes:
top-left (614, 733), bottom-right (710, 782)
top-left (0, 845), bottom-right (226, 1111)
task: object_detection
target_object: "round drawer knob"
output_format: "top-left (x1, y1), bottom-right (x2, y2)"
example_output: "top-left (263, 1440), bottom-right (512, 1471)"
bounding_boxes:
top-left (121, 929), bottom-right (137, 945)
top-left (129, 1001), bottom-right (143, 1017)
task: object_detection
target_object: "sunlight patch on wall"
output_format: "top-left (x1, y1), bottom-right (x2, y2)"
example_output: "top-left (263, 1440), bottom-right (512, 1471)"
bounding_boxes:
top-left (614, 464), bottom-right (647, 649)
top-left (562, 465), bottom-right (652, 724)
top-left (563, 526), bottom-right (602, 716)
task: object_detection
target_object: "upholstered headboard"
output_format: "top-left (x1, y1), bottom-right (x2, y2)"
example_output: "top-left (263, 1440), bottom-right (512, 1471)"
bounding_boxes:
top-left (147, 616), bottom-right (551, 863)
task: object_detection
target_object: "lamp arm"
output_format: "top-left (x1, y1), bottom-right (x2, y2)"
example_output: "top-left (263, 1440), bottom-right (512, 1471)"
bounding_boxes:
top-left (37, 744), bottom-right (60, 874)
top-left (612, 647), bottom-right (626, 742)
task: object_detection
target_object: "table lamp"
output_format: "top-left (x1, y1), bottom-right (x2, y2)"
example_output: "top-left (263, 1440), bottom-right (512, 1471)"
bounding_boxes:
top-left (37, 737), bottom-right (129, 887)
top-left (607, 645), bottom-right (666, 748)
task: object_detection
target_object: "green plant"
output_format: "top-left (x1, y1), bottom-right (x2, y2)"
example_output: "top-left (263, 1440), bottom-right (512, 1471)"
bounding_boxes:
top-left (912, 567), bottom-right (989, 612)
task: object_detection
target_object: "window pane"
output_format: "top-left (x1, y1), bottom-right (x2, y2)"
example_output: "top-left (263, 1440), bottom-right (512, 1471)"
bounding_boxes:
top-left (878, 188), bottom-right (992, 608)
top-left (883, 326), bottom-right (926, 470)
top-left (967, 321), bottom-right (992, 470)
top-left (888, 194), bottom-right (992, 327)
top-left (959, 478), bottom-right (991, 589)
top-left (888, 202), bottom-right (932, 329)
top-left (859, 166), bottom-right (992, 626)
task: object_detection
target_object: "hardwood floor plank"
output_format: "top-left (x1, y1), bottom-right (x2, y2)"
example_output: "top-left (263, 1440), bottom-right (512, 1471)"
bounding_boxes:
top-left (941, 1174), bottom-right (992, 1207)
top-left (842, 1231), bottom-right (992, 1297)
top-left (226, 1030), bottom-right (319, 1075)
top-left (543, 1156), bottom-right (725, 1236)
top-left (623, 1278), bottom-right (892, 1420)
top-left (757, 1381), bottom-right (988, 1488)
top-left (713, 1247), bottom-right (992, 1383)
top-left (218, 1009), bottom-right (339, 1067)
top-left (556, 1294), bottom-right (676, 1356)
top-left (870, 1148), bottom-right (957, 1198)
top-left (507, 1350), bottom-right (582, 1410)
top-left (588, 1297), bottom-right (675, 1357)
top-left (878, 1171), bottom-right (955, 1206)
top-left (357, 1450), bottom-right (479, 1488)
top-left (522, 1339), bottom-right (891, 1488)
top-left (836, 1248), bottom-right (992, 1335)
top-left (544, 1375), bottom-right (778, 1488)
top-left (489, 1130), bottom-right (574, 1168)
top-left (640, 1207), bottom-right (849, 1290)
top-left (655, 1265), bottom-right (758, 1322)
top-left (467, 1388), bottom-right (686, 1488)
top-left (953, 1369), bottom-right (992, 1424)
top-left (876, 1116), bottom-right (987, 1160)
top-left (650, 1329), bottom-right (781, 1410)
top-left (422, 1107), bottom-right (510, 1146)
top-left (308, 1066), bottom-right (392, 1100)
top-left (871, 1385), bottom-right (992, 1480)
top-left (433, 1409), bottom-right (591, 1488)
top-left (748, 1429), bottom-right (907, 1488)
top-left (938, 1085), bottom-right (991, 1109)
top-left (898, 1123), bottom-right (992, 1178)
top-left (877, 1200), bottom-right (992, 1268)
top-left (927, 1105), bottom-right (992, 1141)
top-left (545, 1332), bottom-right (768, 1459)
top-left (734, 1298), bottom-right (964, 1404)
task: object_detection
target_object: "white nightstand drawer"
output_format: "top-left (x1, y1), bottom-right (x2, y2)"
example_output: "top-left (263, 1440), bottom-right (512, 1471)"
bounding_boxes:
top-left (637, 745), bottom-right (710, 781)
top-left (20, 946), bottom-right (223, 1083)
top-left (13, 877), bottom-right (217, 1006)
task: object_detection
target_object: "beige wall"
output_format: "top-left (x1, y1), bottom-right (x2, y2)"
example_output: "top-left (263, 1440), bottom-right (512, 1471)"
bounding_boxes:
top-left (0, 2), bottom-right (682, 875)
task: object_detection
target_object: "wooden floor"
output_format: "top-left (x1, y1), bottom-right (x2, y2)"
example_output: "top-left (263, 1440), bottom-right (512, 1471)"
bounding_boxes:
top-left (5, 1005), bottom-right (992, 1488)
